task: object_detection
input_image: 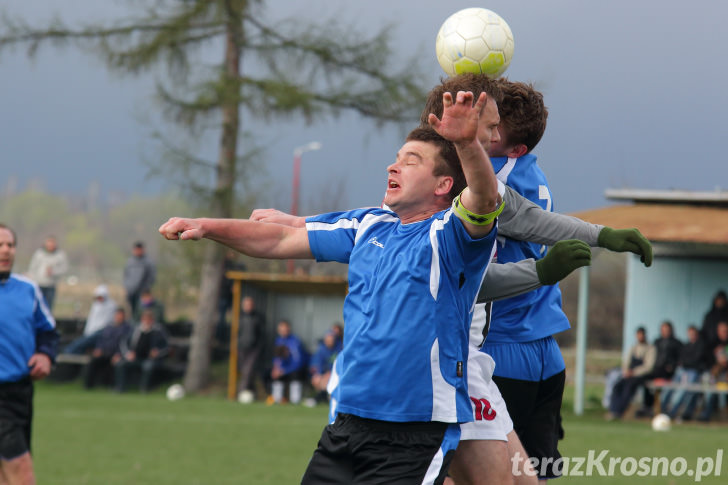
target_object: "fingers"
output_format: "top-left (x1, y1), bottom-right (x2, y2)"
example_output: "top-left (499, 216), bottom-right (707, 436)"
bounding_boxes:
top-left (159, 218), bottom-right (201, 240)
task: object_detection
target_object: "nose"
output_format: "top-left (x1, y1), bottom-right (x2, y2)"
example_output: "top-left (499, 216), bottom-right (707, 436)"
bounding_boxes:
top-left (491, 127), bottom-right (501, 144)
top-left (387, 162), bottom-right (399, 174)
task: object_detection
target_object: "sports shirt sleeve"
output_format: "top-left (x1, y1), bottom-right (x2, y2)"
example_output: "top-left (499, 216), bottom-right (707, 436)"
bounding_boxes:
top-left (305, 208), bottom-right (381, 263)
top-left (499, 185), bottom-right (602, 246)
top-left (477, 259), bottom-right (541, 303)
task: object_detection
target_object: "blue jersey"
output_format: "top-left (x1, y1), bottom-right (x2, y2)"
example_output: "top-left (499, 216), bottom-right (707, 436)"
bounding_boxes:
top-left (485, 154), bottom-right (570, 343)
top-left (0, 274), bottom-right (58, 382)
top-left (307, 207), bottom-right (496, 423)
top-left (272, 334), bottom-right (308, 375)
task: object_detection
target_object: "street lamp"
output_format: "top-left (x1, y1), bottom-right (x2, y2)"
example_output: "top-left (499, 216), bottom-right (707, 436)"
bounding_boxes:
top-left (288, 141), bottom-right (322, 274)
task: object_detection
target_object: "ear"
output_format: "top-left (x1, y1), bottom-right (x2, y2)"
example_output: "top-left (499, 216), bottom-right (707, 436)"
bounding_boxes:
top-left (434, 176), bottom-right (454, 197)
top-left (506, 144), bottom-right (528, 158)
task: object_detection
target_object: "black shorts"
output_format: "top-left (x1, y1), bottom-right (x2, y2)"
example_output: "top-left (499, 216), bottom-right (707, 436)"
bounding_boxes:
top-left (301, 413), bottom-right (458, 485)
top-left (493, 370), bottom-right (565, 479)
top-left (0, 377), bottom-right (34, 460)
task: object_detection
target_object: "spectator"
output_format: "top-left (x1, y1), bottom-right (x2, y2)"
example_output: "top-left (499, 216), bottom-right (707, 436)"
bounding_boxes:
top-left (237, 296), bottom-right (266, 398)
top-left (661, 325), bottom-right (707, 420)
top-left (636, 321), bottom-right (683, 417)
top-left (113, 309), bottom-right (168, 393)
top-left (697, 321), bottom-right (728, 421)
top-left (700, 290), bottom-right (728, 351)
top-left (330, 322), bottom-right (344, 350)
top-left (309, 330), bottom-right (340, 404)
top-left (26, 235), bottom-right (69, 311)
top-left (607, 327), bottom-right (656, 420)
top-left (83, 307), bottom-right (132, 389)
top-left (64, 285), bottom-right (117, 355)
top-left (216, 250), bottom-right (247, 343)
top-left (269, 320), bottom-right (308, 405)
top-left (133, 288), bottom-right (165, 325)
top-left (123, 241), bottom-right (156, 318)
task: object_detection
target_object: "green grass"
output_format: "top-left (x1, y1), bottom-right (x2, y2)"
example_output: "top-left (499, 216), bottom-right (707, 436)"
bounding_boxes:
top-left (32, 382), bottom-right (727, 484)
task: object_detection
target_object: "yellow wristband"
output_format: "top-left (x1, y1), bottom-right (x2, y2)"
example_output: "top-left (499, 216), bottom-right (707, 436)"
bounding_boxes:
top-left (452, 191), bottom-right (505, 226)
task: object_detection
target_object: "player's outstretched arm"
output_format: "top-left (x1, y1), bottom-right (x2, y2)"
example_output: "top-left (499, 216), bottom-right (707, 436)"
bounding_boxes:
top-left (498, 187), bottom-right (653, 267)
top-left (478, 239), bottom-right (591, 302)
top-left (158, 217), bottom-right (313, 259)
top-left (429, 91), bottom-right (500, 237)
top-left (250, 209), bottom-right (307, 228)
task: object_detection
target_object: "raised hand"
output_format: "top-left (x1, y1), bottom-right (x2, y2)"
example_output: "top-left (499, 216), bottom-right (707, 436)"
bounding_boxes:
top-left (427, 90), bottom-right (487, 145)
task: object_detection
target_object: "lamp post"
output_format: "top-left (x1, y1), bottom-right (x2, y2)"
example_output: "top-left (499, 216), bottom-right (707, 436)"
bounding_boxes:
top-left (288, 141), bottom-right (322, 273)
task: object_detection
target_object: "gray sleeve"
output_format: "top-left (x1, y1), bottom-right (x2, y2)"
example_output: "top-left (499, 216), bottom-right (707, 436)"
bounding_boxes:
top-left (477, 259), bottom-right (542, 302)
top-left (498, 185), bottom-right (603, 246)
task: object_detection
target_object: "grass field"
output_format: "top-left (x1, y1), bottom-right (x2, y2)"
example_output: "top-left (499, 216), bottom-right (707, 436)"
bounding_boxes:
top-left (32, 381), bottom-right (726, 484)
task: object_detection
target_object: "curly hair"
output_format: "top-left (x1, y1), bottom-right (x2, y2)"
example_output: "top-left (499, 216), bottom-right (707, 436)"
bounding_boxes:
top-left (495, 79), bottom-right (548, 152)
top-left (420, 73), bottom-right (504, 126)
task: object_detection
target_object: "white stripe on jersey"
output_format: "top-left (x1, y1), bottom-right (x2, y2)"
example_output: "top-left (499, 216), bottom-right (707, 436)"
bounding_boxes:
top-left (306, 218), bottom-right (361, 232)
top-left (430, 338), bottom-right (457, 422)
top-left (496, 157), bottom-right (517, 184)
top-left (428, 209), bottom-right (456, 300)
top-left (13, 274), bottom-right (56, 328)
top-left (354, 212), bottom-right (398, 245)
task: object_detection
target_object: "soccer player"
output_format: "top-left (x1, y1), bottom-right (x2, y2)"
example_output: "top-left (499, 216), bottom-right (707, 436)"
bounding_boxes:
top-left (0, 224), bottom-right (59, 485)
top-left (422, 75), bottom-right (652, 484)
top-left (160, 89), bottom-right (504, 484)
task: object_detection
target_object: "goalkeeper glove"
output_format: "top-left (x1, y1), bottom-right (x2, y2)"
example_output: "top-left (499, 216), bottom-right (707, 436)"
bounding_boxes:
top-left (597, 227), bottom-right (653, 267)
top-left (536, 239), bottom-right (592, 285)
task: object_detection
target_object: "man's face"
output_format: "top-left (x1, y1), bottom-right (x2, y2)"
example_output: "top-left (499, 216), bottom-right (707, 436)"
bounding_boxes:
top-left (636, 330), bottom-right (646, 344)
top-left (384, 140), bottom-right (445, 215)
top-left (0, 228), bottom-right (16, 274)
top-left (133, 246), bottom-right (144, 258)
top-left (277, 322), bottom-right (290, 338)
top-left (717, 323), bottom-right (728, 341)
top-left (475, 99), bottom-right (501, 152)
top-left (44, 237), bottom-right (57, 252)
top-left (486, 126), bottom-right (517, 158)
top-left (113, 311), bottom-right (126, 326)
top-left (242, 297), bottom-right (254, 313)
top-left (688, 328), bottom-right (699, 343)
top-left (660, 323), bottom-right (671, 338)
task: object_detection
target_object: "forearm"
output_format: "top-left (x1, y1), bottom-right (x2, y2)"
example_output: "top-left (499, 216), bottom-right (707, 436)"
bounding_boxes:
top-left (499, 186), bottom-right (602, 246)
top-left (456, 140), bottom-right (500, 215)
top-left (163, 217), bottom-right (313, 259)
top-left (477, 260), bottom-right (541, 302)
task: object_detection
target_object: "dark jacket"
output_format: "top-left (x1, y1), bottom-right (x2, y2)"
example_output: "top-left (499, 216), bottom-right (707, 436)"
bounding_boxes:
top-left (679, 337), bottom-right (707, 371)
top-left (95, 321), bottom-right (132, 357)
top-left (652, 336), bottom-right (683, 378)
top-left (238, 310), bottom-right (265, 350)
top-left (122, 323), bottom-right (168, 360)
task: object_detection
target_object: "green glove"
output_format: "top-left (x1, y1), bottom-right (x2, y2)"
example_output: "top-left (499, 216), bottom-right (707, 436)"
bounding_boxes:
top-left (597, 227), bottom-right (653, 267)
top-left (536, 239), bottom-right (592, 285)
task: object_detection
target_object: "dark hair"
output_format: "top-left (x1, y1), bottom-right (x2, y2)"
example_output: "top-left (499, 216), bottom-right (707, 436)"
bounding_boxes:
top-left (636, 326), bottom-right (646, 334)
top-left (405, 126), bottom-right (465, 202)
top-left (0, 223), bottom-right (16, 245)
top-left (420, 73), bottom-right (504, 126)
top-left (494, 78), bottom-right (548, 153)
top-left (134, 241), bottom-right (145, 249)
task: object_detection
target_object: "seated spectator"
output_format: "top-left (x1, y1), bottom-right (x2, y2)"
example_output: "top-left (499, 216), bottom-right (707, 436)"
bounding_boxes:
top-left (331, 322), bottom-right (344, 349)
top-left (607, 326), bottom-right (656, 420)
top-left (83, 307), bottom-right (132, 389)
top-left (700, 290), bottom-right (728, 351)
top-left (309, 330), bottom-right (340, 404)
top-left (636, 320), bottom-right (683, 417)
top-left (269, 320), bottom-right (308, 405)
top-left (697, 321), bottom-right (728, 421)
top-left (113, 309), bottom-right (169, 393)
top-left (64, 284), bottom-right (117, 355)
top-left (660, 325), bottom-right (707, 420)
top-left (133, 288), bottom-right (165, 325)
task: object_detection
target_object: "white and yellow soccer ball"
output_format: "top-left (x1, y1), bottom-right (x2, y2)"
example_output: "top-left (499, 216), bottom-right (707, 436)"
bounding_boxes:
top-left (166, 383), bottom-right (185, 401)
top-left (651, 413), bottom-right (671, 432)
top-left (435, 8), bottom-right (514, 78)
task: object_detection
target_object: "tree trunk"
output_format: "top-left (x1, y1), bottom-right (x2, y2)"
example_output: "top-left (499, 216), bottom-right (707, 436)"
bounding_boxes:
top-left (183, 1), bottom-right (243, 392)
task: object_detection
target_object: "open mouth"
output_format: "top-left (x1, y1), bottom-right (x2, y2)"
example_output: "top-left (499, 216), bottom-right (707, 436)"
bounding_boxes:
top-left (388, 179), bottom-right (400, 190)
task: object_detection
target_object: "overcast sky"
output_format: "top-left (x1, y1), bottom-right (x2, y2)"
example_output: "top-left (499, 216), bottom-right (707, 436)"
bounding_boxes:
top-left (2, 0), bottom-right (727, 214)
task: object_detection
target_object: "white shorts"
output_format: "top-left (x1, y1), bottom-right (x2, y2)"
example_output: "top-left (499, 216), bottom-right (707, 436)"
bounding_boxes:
top-left (459, 350), bottom-right (513, 441)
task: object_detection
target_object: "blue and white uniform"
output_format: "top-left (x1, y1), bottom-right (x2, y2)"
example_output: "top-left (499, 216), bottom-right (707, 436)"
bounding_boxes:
top-left (483, 154), bottom-right (566, 380)
top-left (307, 206), bottom-right (497, 423)
top-left (0, 274), bottom-right (58, 383)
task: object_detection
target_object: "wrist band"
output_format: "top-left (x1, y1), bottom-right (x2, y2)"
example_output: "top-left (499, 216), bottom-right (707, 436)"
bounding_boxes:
top-left (452, 191), bottom-right (505, 226)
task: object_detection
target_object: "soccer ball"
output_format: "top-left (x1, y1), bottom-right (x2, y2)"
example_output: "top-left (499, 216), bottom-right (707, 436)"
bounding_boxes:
top-left (237, 389), bottom-right (255, 404)
top-left (166, 383), bottom-right (185, 401)
top-left (651, 413), bottom-right (671, 432)
top-left (435, 8), bottom-right (514, 78)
